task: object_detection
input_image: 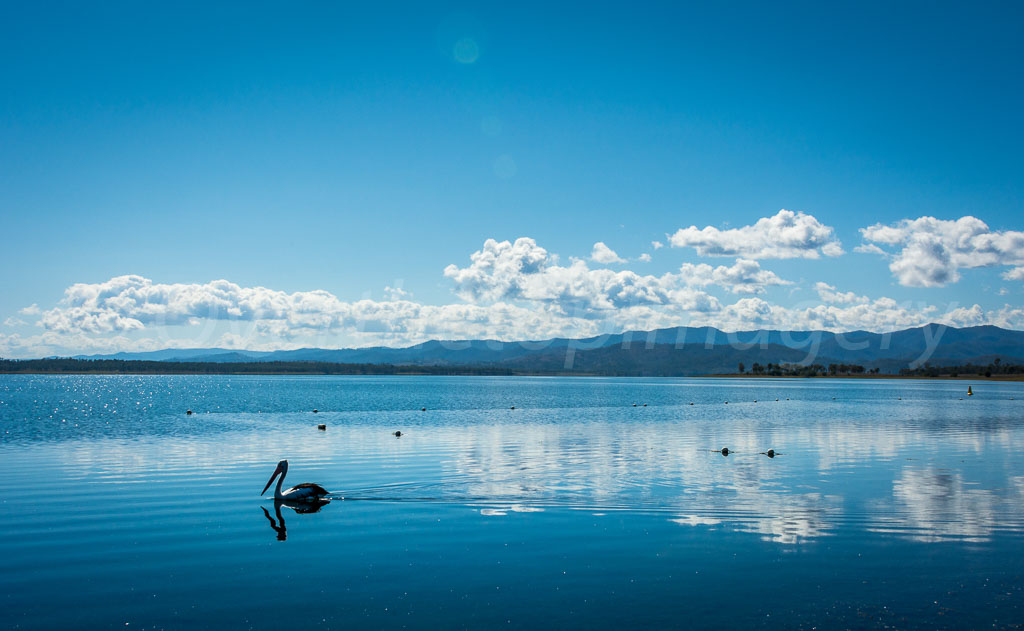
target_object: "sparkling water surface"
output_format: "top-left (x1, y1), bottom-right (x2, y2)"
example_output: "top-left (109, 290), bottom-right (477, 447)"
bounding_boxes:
top-left (2, 375), bottom-right (1023, 629)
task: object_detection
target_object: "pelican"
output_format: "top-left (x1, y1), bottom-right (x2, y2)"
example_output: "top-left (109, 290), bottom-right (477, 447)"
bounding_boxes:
top-left (261, 459), bottom-right (329, 502)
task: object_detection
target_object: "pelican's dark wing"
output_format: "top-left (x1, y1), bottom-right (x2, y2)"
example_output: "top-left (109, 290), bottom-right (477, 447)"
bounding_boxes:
top-left (291, 482), bottom-right (329, 495)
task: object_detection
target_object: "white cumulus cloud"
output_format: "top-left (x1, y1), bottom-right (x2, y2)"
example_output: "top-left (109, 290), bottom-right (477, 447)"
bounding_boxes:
top-left (590, 242), bottom-right (626, 264)
top-left (853, 243), bottom-right (887, 256)
top-left (687, 279), bottom-right (1022, 333)
top-left (442, 238), bottom-right (552, 304)
top-left (814, 282), bottom-right (869, 306)
top-left (677, 258), bottom-right (792, 294)
top-left (443, 238), bottom-right (720, 313)
top-left (1003, 267), bottom-right (1024, 281)
top-left (860, 216), bottom-right (1024, 287)
top-left (30, 273), bottom-right (607, 347)
top-left (668, 209), bottom-right (844, 259)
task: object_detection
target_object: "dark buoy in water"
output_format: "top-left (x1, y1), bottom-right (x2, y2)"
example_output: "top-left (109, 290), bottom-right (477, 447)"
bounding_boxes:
top-left (775, 398), bottom-right (779, 401)
top-left (689, 402), bottom-right (694, 405)
top-left (313, 409), bottom-right (318, 414)
top-left (421, 407), bottom-right (426, 412)
top-left (720, 447), bottom-right (730, 456)
top-left (186, 409), bottom-right (193, 416)
top-left (510, 406), bottom-right (515, 410)
top-left (393, 430), bottom-right (402, 437)
top-left (725, 401), bottom-right (729, 404)
top-left (754, 400), bottom-right (757, 403)
top-left (317, 424), bottom-right (326, 431)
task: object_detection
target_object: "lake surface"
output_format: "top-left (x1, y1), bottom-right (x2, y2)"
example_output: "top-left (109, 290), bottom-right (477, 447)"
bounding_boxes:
top-left (2, 375), bottom-right (1023, 629)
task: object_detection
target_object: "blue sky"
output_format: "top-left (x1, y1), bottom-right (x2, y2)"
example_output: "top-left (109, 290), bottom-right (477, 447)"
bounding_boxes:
top-left (1, 1), bottom-right (1023, 357)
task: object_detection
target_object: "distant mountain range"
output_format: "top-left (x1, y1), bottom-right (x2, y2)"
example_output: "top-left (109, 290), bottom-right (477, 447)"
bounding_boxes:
top-left (69, 324), bottom-right (1024, 376)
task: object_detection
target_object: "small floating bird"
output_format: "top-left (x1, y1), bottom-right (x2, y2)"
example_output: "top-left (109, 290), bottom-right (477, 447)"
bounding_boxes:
top-left (317, 424), bottom-right (326, 431)
top-left (421, 407), bottom-right (427, 412)
top-left (393, 430), bottom-right (402, 437)
top-left (510, 406), bottom-right (515, 410)
top-left (186, 409), bottom-right (193, 416)
top-left (720, 447), bottom-right (730, 456)
top-left (761, 449), bottom-right (776, 458)
top-left (261, 460), bottom-right (329, 502)
top-left (313, 409), bottom-right (319, 413)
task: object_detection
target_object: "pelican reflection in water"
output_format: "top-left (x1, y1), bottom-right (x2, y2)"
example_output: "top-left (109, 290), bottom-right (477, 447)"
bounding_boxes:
top-left (261, 499), bottom-right (330, 541)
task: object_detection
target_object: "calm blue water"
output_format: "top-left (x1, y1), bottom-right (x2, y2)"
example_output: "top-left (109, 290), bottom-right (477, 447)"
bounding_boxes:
top-left (2, 375), bottom-right (1023, 629)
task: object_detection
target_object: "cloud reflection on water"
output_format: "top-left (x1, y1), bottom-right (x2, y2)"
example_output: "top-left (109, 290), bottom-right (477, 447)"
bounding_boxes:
top-left (866, 467), bottom-right (1024, 543)
top-left (8, 386), bottom-right (1024, 547)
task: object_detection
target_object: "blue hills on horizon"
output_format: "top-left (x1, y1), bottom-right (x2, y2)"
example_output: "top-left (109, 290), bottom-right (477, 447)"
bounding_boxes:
top-left (68, 324), bottom-right (1024, 374)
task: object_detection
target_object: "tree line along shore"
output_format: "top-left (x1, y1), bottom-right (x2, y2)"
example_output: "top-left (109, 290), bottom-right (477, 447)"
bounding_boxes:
top-left (1, 357), bottom-right (1022, 379)
top-left (730, 360), bottom-right (1024, 380)
top-left (0, 358), bottom-right (519, 376)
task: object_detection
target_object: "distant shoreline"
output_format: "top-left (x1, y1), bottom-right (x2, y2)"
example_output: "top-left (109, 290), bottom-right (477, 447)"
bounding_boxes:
top-left (2, 369), bottom-right (1021, 381)
top-left (3, 357), bottom-right (1022, 380)
top-left (0, 358), bottom-right (586, 377)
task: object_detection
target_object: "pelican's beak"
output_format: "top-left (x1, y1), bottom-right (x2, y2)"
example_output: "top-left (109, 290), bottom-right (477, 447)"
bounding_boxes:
top-left (261, 463), bottom-right (283, 496)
